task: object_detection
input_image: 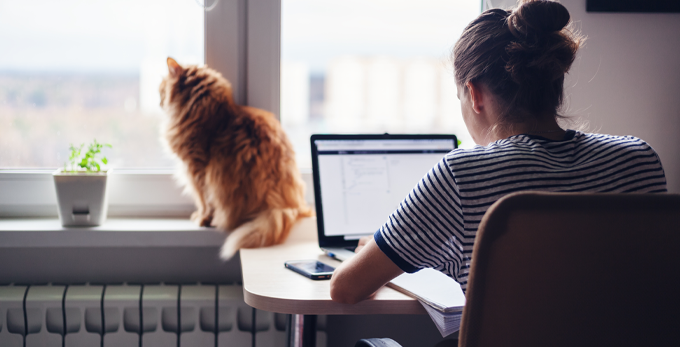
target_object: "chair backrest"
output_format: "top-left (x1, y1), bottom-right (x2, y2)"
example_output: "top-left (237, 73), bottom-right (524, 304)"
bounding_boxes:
top-left (459, 192), bottom-right (680, 347)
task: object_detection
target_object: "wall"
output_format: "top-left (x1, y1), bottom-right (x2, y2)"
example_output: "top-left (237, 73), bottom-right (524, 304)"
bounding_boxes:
top-left (563, 0), bottom-right (680, 193)
top-left (492, 0), bottom-right (680, 192)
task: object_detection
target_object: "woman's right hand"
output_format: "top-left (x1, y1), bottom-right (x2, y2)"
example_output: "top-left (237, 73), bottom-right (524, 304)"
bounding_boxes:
top-left (330, 236), bottom-right (404, 304)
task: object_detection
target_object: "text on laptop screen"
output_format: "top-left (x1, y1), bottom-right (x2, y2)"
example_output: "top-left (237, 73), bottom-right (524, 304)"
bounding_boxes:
top-left (315, 139), bottom-right (455, 239)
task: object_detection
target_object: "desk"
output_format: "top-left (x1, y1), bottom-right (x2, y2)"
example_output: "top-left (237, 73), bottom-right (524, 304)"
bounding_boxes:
top-left (240, 217), bottom-right (425, 347)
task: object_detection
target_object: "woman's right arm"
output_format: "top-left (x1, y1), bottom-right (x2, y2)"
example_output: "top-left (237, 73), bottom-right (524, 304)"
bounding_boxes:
top-left (329, 237), bottom-right (404, 304)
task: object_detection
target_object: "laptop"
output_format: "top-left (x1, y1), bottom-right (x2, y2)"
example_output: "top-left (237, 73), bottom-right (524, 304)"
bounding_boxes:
top-left (310, 134), bottom-right (458, 261)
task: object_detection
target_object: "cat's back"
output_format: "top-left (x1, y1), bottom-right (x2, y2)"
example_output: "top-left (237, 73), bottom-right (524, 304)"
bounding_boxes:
top-left (240, 105), bottom-right (275, 122)
top-left (229, 105), bottom-right (290, 147)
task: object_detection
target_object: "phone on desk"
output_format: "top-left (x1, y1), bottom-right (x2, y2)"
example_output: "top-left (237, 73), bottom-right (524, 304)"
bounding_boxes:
top-left (285, 260), bottom-right (335, 280)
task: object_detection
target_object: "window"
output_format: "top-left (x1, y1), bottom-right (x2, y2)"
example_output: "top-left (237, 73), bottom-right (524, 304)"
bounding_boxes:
top-left (280, 0), bottom-right (480, 167)
top-left (0, 0), bottom-right (281, 217)
top-left (0, 0), bottom-right (481, 217)
top-left (0, 0), bottom-right (204, 168)
top-left (0, 0), bottom-right (210, 217)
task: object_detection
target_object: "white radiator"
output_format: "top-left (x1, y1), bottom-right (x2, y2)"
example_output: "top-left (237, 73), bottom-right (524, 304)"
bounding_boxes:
top-left (0, 284), bottom-right (327, 347)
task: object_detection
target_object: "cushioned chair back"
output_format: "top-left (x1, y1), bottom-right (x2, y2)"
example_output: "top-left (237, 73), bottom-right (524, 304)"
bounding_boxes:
top-left (459, 192), bottom-right (680, 347)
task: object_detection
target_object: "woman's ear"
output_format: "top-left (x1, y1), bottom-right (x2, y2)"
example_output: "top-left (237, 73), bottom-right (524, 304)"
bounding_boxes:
top-left (466, 81), bottom-right (484, 114)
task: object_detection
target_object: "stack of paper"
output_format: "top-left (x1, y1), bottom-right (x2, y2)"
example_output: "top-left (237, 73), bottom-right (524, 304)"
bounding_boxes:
top-left (388, 268), bottom-right (466, 337)
top-left (420, 301), bottom-right (463, 337)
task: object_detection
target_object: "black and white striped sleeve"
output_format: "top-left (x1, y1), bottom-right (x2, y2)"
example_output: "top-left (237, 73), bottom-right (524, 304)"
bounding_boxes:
top-left (374, 154), bottom-right (467, 283)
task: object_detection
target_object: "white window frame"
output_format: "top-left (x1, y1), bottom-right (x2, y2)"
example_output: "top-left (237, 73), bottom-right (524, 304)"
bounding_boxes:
top-left (0, 0), bottom-right (484, 218)
top-left (0, 0), bottom-right (284, 218)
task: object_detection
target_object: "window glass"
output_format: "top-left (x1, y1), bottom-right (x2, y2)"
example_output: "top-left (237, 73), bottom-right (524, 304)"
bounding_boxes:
top-left (0, 0), bottom-right (204, 168)
top-left (281, 0), bottom-right (480, 167)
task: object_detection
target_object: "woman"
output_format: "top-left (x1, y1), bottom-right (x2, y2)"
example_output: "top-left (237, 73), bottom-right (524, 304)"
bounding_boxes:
top-left (330, 0), bottom-right (667, 304)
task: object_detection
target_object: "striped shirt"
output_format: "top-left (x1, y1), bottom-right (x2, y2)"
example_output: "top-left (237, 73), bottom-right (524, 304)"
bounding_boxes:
top-left (374, 130), bottom-right (667, 291)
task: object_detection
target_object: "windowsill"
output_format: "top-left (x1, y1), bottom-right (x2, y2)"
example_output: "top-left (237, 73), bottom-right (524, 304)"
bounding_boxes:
top-left (0, 216), bottom-right (316, 284)
top-left (0, 169), bottom-right (314, 218)
top-left (0, 218), bottom-right (227, 248)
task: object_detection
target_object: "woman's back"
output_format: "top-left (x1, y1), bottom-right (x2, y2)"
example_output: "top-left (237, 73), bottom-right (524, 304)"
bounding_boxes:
top-left (374, 130), bottom-right (667, 291)
top-left (452, 131), bottom-right (667, 207)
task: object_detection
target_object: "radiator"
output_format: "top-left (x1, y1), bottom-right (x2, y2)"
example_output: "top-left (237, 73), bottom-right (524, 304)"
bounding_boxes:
top-left (0, 283), bottom-right (327, 347)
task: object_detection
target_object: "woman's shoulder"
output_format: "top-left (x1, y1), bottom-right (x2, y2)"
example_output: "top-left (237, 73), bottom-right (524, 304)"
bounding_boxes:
top-left (518, 130), bottom-right (651, 147)
top-left (444, 130), bottom-right (660, 167)
top-left (574, 131), bottom-right (657, 152)
top-left (507, 130), bottom-right (655, 152)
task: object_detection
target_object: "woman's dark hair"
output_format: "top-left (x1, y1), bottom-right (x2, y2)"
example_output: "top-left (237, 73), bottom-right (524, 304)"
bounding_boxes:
top-left (453, 0), bottom-right (582, 124)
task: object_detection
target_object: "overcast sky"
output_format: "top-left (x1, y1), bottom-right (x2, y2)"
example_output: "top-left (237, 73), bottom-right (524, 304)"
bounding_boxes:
top-left (0, 0), bottom-right (203, 72)
top-left (281, 0), bottom-right (481, 71)
top-left (282, 0), bottom-right (480, 73)
top-left (0, 0), bottom-right (480, 74)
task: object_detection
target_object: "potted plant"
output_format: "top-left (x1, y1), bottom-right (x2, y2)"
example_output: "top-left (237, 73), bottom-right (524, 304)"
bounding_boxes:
top-left (53, 140), bottom-right (112, 227)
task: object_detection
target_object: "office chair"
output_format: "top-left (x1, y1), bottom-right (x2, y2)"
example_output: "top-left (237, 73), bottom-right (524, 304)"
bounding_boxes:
top-left (357, 192), bottom-right (680, 347)
top-left (459, 192), bottom-right (680, 347)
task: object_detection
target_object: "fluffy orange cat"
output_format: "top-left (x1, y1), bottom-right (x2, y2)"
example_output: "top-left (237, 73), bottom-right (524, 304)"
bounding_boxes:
top-left (159, 57), bottom-right (313, 259)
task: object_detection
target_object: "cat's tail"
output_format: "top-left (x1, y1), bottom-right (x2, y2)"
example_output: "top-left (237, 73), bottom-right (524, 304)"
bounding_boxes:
top-left (219, 207), bottom-right (308, 260)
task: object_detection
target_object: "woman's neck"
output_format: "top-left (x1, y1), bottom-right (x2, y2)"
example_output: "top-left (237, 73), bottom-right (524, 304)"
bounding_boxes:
top-left (495, 118), bottom-right (566, 142)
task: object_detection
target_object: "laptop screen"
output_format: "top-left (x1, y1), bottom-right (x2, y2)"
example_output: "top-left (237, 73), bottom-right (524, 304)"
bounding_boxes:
top-left (311, 134), bottom-right (457, 247)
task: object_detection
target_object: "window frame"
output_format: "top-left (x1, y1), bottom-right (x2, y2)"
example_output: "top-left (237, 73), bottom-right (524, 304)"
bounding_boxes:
top-left (0, 0), bottom-right (485, 218)
top-left (0, 0), bottom-right (282, 218)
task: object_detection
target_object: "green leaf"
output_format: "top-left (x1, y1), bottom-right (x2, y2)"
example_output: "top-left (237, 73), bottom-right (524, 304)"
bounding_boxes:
top-left (64, 139), bottom-right (112, 172)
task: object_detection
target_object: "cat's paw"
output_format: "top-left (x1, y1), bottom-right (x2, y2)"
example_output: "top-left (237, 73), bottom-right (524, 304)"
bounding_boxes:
top-left (191, 211), bottom-right (213, 227)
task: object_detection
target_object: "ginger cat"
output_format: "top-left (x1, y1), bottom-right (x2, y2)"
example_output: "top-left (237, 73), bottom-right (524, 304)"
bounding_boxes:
top-left (159, 57), bottom-right (313, 259)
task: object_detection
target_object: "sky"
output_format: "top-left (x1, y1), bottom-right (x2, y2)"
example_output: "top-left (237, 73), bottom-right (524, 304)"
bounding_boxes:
top-left (282, 0), bottom-right (481, 73)
top-left (0, 0), bottom-right (204, 72)
top-left (0, 0), bottom-right (480, 74)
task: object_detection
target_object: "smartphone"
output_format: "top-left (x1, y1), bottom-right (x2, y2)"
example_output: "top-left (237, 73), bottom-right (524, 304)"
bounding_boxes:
top-left (284, 260), bottom-right (335, 280)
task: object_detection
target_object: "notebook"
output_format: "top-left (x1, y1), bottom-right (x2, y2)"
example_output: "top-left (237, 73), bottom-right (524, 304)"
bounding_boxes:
top-left (310, 134), bottom-right (457, 260)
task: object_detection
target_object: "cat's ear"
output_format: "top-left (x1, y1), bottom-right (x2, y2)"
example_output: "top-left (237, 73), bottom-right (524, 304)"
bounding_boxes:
top-left (167, 57), bottom-right (182, 77)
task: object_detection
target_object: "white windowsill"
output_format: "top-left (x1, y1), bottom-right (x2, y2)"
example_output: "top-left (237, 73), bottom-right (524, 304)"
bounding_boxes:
top-left (0, 216), bottom-right (317, 249)
top-left (0, 218), bottom-right (227, 248)
top-left (0, 169), bottom-right (314, 218)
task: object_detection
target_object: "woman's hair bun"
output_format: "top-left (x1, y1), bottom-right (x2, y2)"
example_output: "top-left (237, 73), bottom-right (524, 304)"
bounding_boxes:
top-left (509, 0), bottom-right (571, 38)
top-left (453, 0), bottom-right (582, 121)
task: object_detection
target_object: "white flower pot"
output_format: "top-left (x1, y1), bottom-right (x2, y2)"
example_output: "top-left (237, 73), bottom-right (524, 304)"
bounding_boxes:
top-left (53, 169), bottom-right (111, 227)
